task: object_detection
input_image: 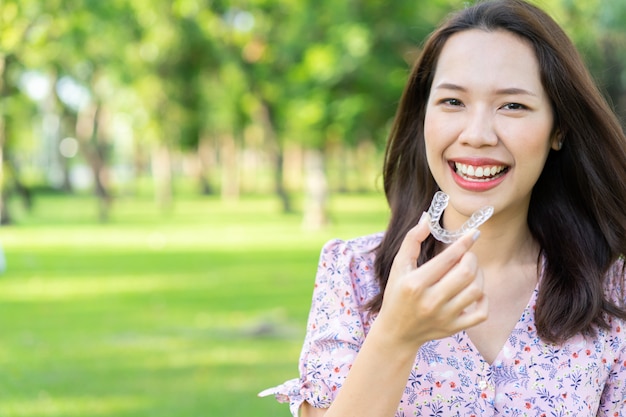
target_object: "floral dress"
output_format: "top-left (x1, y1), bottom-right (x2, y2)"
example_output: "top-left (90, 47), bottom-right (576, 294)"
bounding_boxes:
top-left (260, 233), bottom-right (626, 416)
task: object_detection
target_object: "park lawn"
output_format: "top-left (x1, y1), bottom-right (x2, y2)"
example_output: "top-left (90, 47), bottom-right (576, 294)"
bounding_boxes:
top-left (0, 192), bottom-right (389, 417)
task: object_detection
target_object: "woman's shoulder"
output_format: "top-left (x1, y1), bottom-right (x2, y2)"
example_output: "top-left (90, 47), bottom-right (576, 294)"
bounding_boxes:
top-left (320, 231), bottom-right (384, 259)
top-left (316, 232), bottom-right (384, 298)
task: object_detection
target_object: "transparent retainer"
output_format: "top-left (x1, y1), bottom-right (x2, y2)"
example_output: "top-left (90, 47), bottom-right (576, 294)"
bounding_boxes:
top-left (427, 191), bottom-right (494, 244)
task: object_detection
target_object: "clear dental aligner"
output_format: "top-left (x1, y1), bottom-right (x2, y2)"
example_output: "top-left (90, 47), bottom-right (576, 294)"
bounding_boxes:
top-left (427, 191), bottom-right (494, 244)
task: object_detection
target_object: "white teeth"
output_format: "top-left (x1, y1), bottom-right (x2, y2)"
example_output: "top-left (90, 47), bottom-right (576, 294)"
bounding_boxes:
top-left (454, 162), bottom-right (506, 180)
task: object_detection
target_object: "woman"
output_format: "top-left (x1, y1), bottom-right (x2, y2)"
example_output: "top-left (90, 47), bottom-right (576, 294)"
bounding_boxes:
top-left (260, 0), bottom-right (626, 415)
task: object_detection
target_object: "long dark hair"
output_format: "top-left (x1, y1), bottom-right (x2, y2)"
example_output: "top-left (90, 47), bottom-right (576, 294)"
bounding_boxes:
top-left (368, 0), bottom-right (626, 343)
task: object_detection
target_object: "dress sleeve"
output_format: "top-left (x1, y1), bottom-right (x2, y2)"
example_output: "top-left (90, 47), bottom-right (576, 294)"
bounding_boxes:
top-left (598, 258), bottom-right (626, 415)
top-left (259, 237), bottom-right (378, 416)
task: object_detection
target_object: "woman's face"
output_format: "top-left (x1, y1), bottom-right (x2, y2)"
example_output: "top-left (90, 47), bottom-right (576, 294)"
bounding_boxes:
top-left (424, 29), bottom-right (558, 229)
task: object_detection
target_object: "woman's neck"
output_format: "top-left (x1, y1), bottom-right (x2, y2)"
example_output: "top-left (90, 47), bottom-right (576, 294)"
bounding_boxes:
top-left (467, 211), bottom-right (539, 271)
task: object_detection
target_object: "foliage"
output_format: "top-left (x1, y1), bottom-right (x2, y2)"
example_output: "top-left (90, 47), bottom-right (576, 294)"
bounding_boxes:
top-left (0, 0), bottom-right (624, 217)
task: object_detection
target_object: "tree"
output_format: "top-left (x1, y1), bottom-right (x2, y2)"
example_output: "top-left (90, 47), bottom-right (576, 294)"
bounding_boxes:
top-left (1, 0), bottom-right (623, 227)
top-left (0, 0), bottom-right (50, 223)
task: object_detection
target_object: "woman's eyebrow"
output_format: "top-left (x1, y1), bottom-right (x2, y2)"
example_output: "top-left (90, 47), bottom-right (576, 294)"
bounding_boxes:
top-left (433, 82), bottom-right (466, 92)
top-left (494, 87), bottom-right (538, 97)
top-left (434, 82), bottom-right (537, 97)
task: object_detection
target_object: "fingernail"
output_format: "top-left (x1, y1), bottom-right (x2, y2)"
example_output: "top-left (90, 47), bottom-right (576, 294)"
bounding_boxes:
top-left (418, 211), bottom-right (429, 225)
top-left (471, 229), bottom-right (481, 241)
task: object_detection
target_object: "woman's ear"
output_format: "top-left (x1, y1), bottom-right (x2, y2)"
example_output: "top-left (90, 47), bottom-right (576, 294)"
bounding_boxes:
top-left (551, 130), bottom-right (564, 151)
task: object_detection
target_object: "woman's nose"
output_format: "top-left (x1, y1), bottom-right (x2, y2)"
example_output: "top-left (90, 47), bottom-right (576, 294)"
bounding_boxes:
top-left (458, 107), bottom-right (498, 147)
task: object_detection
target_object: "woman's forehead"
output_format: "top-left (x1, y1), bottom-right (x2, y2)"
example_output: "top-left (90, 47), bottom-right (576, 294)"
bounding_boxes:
top-left (431, 29), bottom-right (544, 96)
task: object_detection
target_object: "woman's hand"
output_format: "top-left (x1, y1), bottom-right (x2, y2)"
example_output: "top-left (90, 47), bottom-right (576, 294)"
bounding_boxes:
top-left (303, 213), bottom-right (489, 417)
top-left (375, 212), bottom-right (488, 350)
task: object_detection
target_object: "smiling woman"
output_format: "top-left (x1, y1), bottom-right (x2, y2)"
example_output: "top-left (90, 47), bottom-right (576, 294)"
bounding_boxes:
top-left (261, 0), bottom-right (626, 416)
top-left (424, 28), bottom-right (556, 213)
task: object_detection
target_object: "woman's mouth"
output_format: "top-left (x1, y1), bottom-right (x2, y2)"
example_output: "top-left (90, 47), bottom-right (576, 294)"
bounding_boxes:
top-left (453, 162), bottom-right (509, 182)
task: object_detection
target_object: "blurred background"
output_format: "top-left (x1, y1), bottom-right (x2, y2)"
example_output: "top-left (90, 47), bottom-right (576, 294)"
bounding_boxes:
top-left (0, 0), bottom-right (624, 416)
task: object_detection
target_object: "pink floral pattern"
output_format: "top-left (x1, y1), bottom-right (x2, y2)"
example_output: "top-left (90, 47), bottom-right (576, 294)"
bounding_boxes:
top-left (260, 233), bottom-right (626, 416)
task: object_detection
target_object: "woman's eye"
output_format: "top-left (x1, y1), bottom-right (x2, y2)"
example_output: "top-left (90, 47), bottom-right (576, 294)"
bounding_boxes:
top-left (442, 98), bottom-right (463, 106)
top-left (502, 102), bottom-right (527, 110)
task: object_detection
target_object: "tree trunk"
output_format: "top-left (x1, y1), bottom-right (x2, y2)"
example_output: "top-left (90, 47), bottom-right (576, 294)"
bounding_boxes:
top-left (220, 134), bottom-right (240, 201)
top-left (58, 105), bottom-right (77, 194)
top-left (75, 102), bottom-right (112, 222)
top-left (273, 148), bottom-right (292, 212)
top-left (0, 145), bottom-right (8, 225)
top-left (336, 143), bottom-right (349, 193)
top-left (0, 115), bottom-right (6, 225)
top-left (257, 101), bottom-right (291, 212)
top-left (0, 55), bottom-right (9, 225)
top-left (283, 144), bottom-right (303, 192)
top-left (302, 149), bottom-right (329, 230)
top-left (196, 135), bottom-right (215, 195)
top-left (151, 143), bottom-right (173, 212)
top-left (93, 159), bottom-right (112, 222)
top-left (5, 156), bottom-right (33, 212)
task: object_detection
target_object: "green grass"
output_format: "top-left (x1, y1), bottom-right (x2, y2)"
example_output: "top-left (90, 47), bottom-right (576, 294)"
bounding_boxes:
top-left (0, 192), bottom-right (389, 417)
